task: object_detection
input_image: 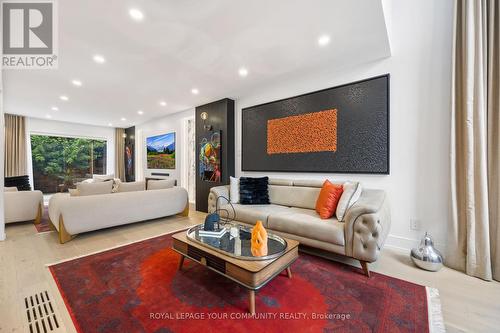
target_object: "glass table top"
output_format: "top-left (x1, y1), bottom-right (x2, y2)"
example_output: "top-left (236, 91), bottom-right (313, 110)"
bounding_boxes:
top-left (186, 223), bottom-right (288, 261)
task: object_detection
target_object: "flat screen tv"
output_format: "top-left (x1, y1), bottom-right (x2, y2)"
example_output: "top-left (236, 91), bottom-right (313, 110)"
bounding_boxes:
top-left (146, 132), bottom-right (176, 169)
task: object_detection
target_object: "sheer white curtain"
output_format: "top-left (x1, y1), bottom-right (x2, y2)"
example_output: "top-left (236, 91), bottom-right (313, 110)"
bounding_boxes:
top-left (448, 0), bottom-right (500, 281)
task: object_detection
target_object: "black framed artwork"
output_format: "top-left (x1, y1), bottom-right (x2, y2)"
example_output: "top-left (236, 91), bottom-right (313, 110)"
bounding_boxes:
top-left (241, 74), bottom-right (390, 174)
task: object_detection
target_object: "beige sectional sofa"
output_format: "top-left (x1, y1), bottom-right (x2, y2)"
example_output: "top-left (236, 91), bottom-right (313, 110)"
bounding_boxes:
top-left (208, 179), bottom-right (390, 276)
top-left (49, 186), bottom-right (189, 243)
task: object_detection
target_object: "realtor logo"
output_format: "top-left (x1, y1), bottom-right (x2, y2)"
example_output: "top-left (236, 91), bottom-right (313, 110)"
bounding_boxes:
top-left (2, 0), bottom-right (58, 69)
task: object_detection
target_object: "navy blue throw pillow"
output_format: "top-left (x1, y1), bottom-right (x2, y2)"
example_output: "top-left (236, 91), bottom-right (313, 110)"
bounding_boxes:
top-left (239, 177), bottom-right (270, 205)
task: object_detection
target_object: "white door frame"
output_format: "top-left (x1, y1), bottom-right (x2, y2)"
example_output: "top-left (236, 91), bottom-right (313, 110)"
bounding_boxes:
top-left (181, 116), bottom-right (195, 203)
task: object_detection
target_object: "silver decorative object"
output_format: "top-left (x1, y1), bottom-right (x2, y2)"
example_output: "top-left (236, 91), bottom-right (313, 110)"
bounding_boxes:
top-left (410, 232), bottom-right (443, 272)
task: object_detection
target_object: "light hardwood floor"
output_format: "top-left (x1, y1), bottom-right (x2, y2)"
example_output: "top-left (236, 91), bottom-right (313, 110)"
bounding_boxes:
top-left (1, 209), bottom-right (499, 333)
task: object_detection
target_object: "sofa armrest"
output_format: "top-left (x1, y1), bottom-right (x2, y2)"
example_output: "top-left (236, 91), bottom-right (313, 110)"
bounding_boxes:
top-left (344, 189), bottom-right (391, 263)
top-left (208, 185), bottom-right (230, 213)
top-left (4, 190), bottom-right (43, 223)
top-left (48, 193), bottom-right (70, 230)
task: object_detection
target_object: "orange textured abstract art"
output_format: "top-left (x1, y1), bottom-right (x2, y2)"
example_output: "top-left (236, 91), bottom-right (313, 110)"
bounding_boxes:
top-left (267, 109), bottom-right (337, 155)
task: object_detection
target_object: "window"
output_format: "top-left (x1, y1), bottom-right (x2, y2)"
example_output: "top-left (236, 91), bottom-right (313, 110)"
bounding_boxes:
top-left (30, 135), bottom-right (107, 193)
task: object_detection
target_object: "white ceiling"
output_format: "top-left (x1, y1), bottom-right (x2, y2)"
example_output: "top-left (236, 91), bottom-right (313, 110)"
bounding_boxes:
top-left (3, 0), bottom-right (391, 128)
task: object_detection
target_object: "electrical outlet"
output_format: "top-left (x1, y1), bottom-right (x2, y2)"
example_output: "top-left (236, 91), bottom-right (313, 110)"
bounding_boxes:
top-left (410, 218), bottom-right (421, 231)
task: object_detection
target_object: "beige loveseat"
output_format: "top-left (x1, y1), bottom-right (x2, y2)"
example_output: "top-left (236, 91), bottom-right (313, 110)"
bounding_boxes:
top-left (49, 186), bottom-right (189, 243)
top-left (208, 179), bottom-right (390, 276)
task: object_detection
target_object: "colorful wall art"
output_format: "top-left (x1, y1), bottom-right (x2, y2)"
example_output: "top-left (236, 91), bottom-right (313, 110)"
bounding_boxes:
top-left (241, 75), bottom-right (390, 174)
top-left (146, 132), bottom-right (176, 169)
top-left (125, 126), bottom-right (135, 181)
top-left (199, 131), bottom-right (221, 182)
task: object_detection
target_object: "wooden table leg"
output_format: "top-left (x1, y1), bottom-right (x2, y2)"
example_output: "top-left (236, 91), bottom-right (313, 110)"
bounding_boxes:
top-left (248, 290), bottom-right (255, 314)
top-left (178, 255), bottom-right (185, 271)
top-left (286, 266), bottom-right (292, 279)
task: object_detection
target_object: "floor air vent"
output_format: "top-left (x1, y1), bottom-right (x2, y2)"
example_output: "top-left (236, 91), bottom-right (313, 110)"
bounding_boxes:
top-left (23, 290), bottom-right (62, 333)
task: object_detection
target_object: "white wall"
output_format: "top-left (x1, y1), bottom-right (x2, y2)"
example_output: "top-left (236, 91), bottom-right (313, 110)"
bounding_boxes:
top-left (234, 0), bottom-right (454, 251)
top-left (135, 109), bottom-right (194, 189)
top-left (26, 117), bottom-right (116, 187)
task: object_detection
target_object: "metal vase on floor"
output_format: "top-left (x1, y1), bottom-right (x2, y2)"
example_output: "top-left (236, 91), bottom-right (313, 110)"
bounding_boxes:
top-left (410, 232), bottom-right (443, 272)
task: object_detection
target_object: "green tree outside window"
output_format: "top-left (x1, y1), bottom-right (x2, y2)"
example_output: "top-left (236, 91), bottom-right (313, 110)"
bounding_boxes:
top-left (31, 135), bottom-right (107, 193)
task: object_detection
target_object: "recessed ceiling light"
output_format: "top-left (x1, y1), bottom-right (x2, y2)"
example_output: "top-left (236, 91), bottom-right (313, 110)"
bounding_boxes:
top-left (71, 79), bottom-right (82, 87)
top-left (318, 34), bottom-right (331, 47)
top-left (108, 123), bottom-right (113, 127)
top-left (45, 114), bottom-right (52, 119)
top-left (59, 95), bottom-right (69, 101)
top-left (159, 101), bottom-right (167, 107)
top-left (121, 117), bottom-right (127, 121)
top-left (51, 106), bottom-right (59, 111)
top-left (137, 110), bottom-right (144, 115)
top-left (191, 88), bottom-right (199, 95)
top-left (129, 8), bottom-right (144, 21)
top-left (93, 54), bottom-right (106, 64)
top-left (238, 67), bottom-right (248, 77)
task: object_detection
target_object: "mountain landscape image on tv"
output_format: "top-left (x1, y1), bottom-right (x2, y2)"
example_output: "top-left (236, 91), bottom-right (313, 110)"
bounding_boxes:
top-left (146, 132), bottom-right (175, 169)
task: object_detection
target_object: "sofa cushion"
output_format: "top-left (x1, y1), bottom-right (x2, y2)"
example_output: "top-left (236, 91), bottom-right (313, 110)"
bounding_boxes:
top-left (118, 181), bottom-right (146, 192)
top-left (77, 181), bottom-right (113, 196)
top-left (219, 203), bottom-right (291, 227)
top-left (4, 186), bottom-right (18, 192)
top-left (268, 207), bottom-right (345, 246)
top-left (147, 179), bottom-right (175, 190)
top-left (269, 184), bottom-right (320, 210)
top-left (239, 177), bottom-right (270, 205)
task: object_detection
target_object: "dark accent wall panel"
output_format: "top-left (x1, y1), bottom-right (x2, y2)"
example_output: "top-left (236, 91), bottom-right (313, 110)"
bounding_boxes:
top-left (196, 98), bottom-right (235, 212)
top-left (241, 74), bottom-right (390, 174)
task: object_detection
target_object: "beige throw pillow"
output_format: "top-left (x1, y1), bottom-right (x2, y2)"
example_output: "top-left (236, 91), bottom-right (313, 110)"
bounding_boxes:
top-left (117, 181), bottom-right (146, 193)
top-left (147, 179), bottom-right (175, 190)
top-left (76, 181), bottom-right (113, 196)
top-left (230, 176), bottom-right (239, 204)
top-left (68, 188), bottom-right (80, 196)
top-left (112, 178), bottom-right (122, 193)
top-left (4, 187), bottom-right (18, 192)
top-left (336, 182), bottom-right (362, 221)
top-left (92, 174), bottom-right (115, 182)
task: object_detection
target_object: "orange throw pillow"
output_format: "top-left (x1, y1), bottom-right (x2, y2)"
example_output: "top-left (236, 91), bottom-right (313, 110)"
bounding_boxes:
top-left (315, 180), bottom-right (344, 219)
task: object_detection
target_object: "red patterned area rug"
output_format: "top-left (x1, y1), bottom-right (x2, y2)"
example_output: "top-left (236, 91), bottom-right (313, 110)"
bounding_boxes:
top-left (48, 233), bottom-right (443, 333)
top-left (35, 205), bottom-right (52, 233)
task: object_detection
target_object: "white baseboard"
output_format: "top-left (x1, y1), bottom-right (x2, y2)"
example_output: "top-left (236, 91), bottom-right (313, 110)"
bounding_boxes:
top-left (385, 234), bottom-right (419, 252)
top-left (0, 232), bottom-right (5, 241)
top-left (385, 234), bottom-right (445, 253)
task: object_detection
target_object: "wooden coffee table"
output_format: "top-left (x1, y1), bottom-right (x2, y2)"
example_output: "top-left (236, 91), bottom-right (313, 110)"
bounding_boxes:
top-left (172, 226), bottom-right (299, 314)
